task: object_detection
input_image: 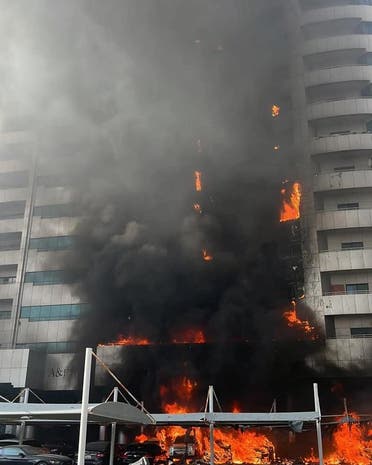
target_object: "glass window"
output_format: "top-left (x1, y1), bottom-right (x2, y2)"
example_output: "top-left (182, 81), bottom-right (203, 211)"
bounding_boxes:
top-left (1, 448), bottom-right (22, 456)
top-left (0, 171), bottom-right (28, 189)
top-left (33, 204), bottom-right (77, 218)
top-left (351, 327), bottom-right (372, 337)
top-left (16, 341), bottom-right (77, 353)
top-left (337, 203), bottom-right (359, 210)
top-left (29, 236), bottom-right (75, 251)
top-left (341, 242), bottom-right (364, 250)
top-left (21, 304), bottom-right (87, 321)
top-left (334, 166), bottom-right (355, 172)
top-left (24, 270), bottom-right (67, 285)
top-left (0, 232), bottom-right (21, 251)
top-left (0, 201), bottom-right (25, 219)
top-left (346, 283), bottom-right (369, 294)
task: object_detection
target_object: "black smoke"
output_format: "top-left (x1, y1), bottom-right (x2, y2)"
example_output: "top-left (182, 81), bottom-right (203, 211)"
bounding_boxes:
top-left (1, 0), bottom-right (332, 409)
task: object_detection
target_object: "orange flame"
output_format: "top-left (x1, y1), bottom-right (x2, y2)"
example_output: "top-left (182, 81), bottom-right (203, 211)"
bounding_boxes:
top-left (193, 203), bottom-right (202, 214)
top-left (280, 181), bottom-right (301, 222)
top-left (173, 329), bottom-right (206, 344)
top-left (318, 414), bottom-right (372, 465)
top-left (272, 104), bottom-right (280, 118)
top-left (202, 249), bottom-right (213, 261)
top-left (283, 301), bottom-right (315, 336)
top-left (195, 171), bottom-right (202, 191)
top-left (137, 377), bottom-right (275, 464)
top-left (99, 335), bottom-right (151, 346)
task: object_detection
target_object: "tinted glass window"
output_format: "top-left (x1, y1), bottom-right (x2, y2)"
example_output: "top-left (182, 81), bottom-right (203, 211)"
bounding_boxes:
top-left (2, 447), bottom-right (22, 456)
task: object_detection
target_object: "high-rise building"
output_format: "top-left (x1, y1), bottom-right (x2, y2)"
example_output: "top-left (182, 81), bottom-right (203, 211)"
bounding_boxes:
top-left (0, 131), bottom-right (81, 392)
top-left (293, 0), bottom-right (372, 369)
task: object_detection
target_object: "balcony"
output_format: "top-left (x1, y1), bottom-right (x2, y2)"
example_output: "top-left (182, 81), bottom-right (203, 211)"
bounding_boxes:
top-left (319, 247), bottom-right (372, 271)
top-left (305, 66), bottom-right (372, 89)
top-left (316, 207), bottom-right (372, 230)
top-left (323, 291), bottom-right (372, 314)
top-left (310, 132), bottom-right (372, 155)
top-left (0, 218), bottom-right (24, 234)
top-left (301, 5), bottom-right (372, 27)
top-left (307, 98), bottom-right (372, 121)
top-left (313, 169), bottom-right (372, 191)
top-left (302, 35), bottom-right (372, 57)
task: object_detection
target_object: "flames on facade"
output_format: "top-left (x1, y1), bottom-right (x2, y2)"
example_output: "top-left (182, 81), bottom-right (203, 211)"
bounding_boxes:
top-left (202, 249), bottom-right (213, 261)
top-left (172, 329), bottom-right (206, 344)
top-left (279, 181), bottom-right (301, 223)
top-left (98, 336), bottom-right (151, 346)
top-left (271, 104), bottom-right (280, 118)
top-left (136, 376), bottom-right (275, 464)
top-left (283, 301), bottom-right (315, 338)
top-left (194, 171), bottom-right (202, 192)
top-left (193, 203), bottom-right (202, 214)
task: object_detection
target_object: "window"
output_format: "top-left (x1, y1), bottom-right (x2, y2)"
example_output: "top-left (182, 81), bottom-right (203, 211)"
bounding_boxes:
top-left (359, 22), bottom-right (372, 34)
top-left (33, 204), bottom-right (77, 218)
top-left (0, 171), bottom-right (28, 189)
top-left (0, 448), bottom-right (22, 456)
top-left (20, 304), bottom-right (88, 321)
top-left (16, 341), bottom-right (78, 353)
top-left (351, 327), bottom-right (372, 337)
top-left (337, 203), bottom-right (359, 210)
top-left (0, 232), bottom-right (21, 250)
top-left (37, 174), bottom-right (72, 187)
top-left (0, 299), bottom-right (12, 320)
top-left (29, 236), bottom-right (75, 251)
top-left (0, 265), bottom-right (17, 284)
top-left (0, 201), bottom-right (25, 219)
top-left (341, 242), bottom-right (364, 250)
top-left (334, 166), bottom-right (355, 172)
top-left (325, 316), bottom-right (336, 339)
top-left (24, 270), bottom-right (67, 285)
top-left (346, 283), bottom-right (369, 294)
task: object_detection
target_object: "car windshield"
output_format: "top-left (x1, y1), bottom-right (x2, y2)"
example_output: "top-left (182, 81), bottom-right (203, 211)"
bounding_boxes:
top-left (21, 446), bottom-right (47, 455)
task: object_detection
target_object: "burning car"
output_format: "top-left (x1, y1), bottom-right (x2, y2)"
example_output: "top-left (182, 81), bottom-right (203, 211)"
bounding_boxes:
top-left (168, 430), bottom-right (200, 463)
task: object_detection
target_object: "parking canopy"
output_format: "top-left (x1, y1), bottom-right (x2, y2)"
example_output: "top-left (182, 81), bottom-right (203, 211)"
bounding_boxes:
top-left (0, 402), bottom-right (153, 425)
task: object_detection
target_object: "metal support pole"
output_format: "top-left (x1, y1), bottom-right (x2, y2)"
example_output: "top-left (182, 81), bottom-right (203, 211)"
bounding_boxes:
top-left (313, 383), bottom-right (324, 465)
top-left (18, 388), bottom-right (30, 445)
top-left (208, 386), bottom-right (214, 465)
top-left (77, 348), bottom-right (93, 465)
top-left (109, 387), bottom-right (119, 465)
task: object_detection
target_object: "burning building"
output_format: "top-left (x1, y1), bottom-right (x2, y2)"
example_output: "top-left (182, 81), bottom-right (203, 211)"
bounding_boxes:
top-left (292, 0), bottom-right (372, 370)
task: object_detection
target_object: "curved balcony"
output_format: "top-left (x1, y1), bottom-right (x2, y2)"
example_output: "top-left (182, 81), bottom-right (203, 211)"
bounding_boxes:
top-left (302, 35), bottom-right (372, 57)
top-left (310, 133), bottom-right (372, 156)
top-left (323, 292), bottom-right (372, 315)
top-left (313, 169), bottom-right (372, 191)
top-left (301, 5), bottom-right (372, 26)
top-left (307, 98), bottom-right (372, 121)
top-left (316, 208), bottom-right (372, 230)
top-left (305, 66), bottom-right (372, 88)
top-left (319, 247), bottom-right (372, 271)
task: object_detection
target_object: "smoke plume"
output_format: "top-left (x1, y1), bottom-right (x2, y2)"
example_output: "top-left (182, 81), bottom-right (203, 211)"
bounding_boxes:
top-left (0, 0), bottom-right (335, 409)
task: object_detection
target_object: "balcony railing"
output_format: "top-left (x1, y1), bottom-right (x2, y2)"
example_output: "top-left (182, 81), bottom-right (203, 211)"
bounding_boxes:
top-left (323, 289), bottom-right (371, 295)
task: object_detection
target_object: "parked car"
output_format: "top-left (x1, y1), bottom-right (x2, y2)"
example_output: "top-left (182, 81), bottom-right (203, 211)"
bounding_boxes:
top-left (168, 431), bottom-right (199, 463)
top-left (119, 442), bottom-right (166, 465)
top-left (0, 445), bottom-right (73, 465)
top-left (79, 441), bottom-right (125, 465)
top-left (43, 443), bottom-right (75, 459)
top-left (0, 439), bottom-right (44, 448)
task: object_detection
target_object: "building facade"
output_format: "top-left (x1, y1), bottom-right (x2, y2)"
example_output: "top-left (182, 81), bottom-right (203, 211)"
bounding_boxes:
top-left (293, 0), bottom-right (372, 369)
top-left (0, 131), bottom-right (81, 391)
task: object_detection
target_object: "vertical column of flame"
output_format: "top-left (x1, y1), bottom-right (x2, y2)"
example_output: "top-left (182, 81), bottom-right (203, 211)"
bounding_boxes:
top-left (280, 181), bottom-right (302, 222)
top-left (194, 170), bottom-right (202, 192)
